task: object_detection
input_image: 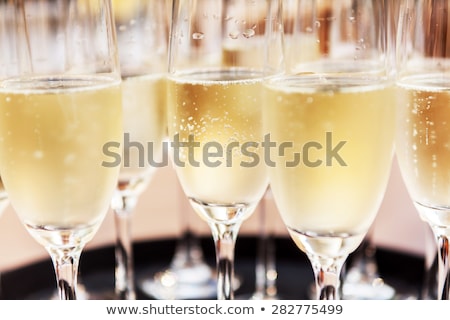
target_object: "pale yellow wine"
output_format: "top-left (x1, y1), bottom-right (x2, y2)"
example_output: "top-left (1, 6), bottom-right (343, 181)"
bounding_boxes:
top-left (0, 79), bottom-right (122, 241)
top-left (167, 69), bottom-right (268, 207)
top-left (396, 75), bottom-right (450, 226)
top-left (264, 76), bottom-right (395, 254)
top-left (119, 74), bottom-right (167, 191)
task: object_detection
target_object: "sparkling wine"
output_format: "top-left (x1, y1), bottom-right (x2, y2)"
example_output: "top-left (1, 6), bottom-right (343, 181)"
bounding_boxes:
top-left (0, 78), bottom-right (122, 245)
top-left (118, 74), bottom-right (167, 193)
top-left (167, 69), bottom-right (268, 220)
top-left (396, 74), bottom-right (450, 226)
top-left (264, 76), bottom-right (395, 256)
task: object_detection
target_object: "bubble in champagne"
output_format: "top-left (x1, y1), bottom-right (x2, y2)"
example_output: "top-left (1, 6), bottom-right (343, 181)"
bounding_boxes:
top-left (242, 29), bottom-right (255, 38)
top-left (192, 32), bottom-right (204, 40)
top-left (229, 31), bottom-right (240, 39)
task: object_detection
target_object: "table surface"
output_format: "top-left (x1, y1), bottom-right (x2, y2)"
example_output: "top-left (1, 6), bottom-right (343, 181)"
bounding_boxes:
top-left (0, 236), bottom-right (425, 300)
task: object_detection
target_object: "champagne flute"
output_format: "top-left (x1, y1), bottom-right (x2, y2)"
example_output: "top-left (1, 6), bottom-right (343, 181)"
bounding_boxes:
top-left (167, 0), bottom-right (274, 300)
top-left (138, 0), bottom-right (217, 299)
top-left (395, 0), bottom-right (450, 300)
top-left (0, 0), bottom-right (122, 300)
top-left (108, 0), bottom-right (168, 300)
top-left (263, 0), bottom-right (395, 300)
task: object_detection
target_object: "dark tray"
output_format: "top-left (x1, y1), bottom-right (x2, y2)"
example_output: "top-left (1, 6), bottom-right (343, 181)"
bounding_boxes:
top-left (0, 236), bottom-right (425, 300)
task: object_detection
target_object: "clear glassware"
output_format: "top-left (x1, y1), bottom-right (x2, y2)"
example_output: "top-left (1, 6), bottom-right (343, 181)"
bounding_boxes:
top-left (263, 0), bottom-right (395, 300)
top-left (167, 0), bottom-right (276, 300)
top-left (341, 227), bottom-right (396, 299)
top-left (139, 178), bottom-right (218, 299)
top-left (241, 187), bottom-right (281, 300)
top-left (340, 0), bottom-right (398, 301)
top-left (0, 0), bottom-right (122, 300)
top-left (421, 225), bottom-right (438, 300)
top-left (40, 0), bottom-right (169, 301)
top-left (108, 0), bottom-right (169, 300)
top-left (395, 0), bottom-right (450, 300)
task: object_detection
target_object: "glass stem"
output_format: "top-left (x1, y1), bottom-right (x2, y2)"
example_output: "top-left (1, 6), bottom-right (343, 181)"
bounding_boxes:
top-left (112, 194), bottom-right (138, 300)
top-left (171, 230), bottom-right (205, 269)
top-left (210, 223), bottom-right (240, 300)
top-left (264, 235), bottom-right (278, 297)
top-left (254, 233), bottom-right (268, 297)
top-left (309, 255), bottom-right (347, 300)
top-left (172, 184), bottom-right (206, 270)
top-left (432, 226), bottom-right (450, 300)
top-left (254, 195), bottom-right (278, 299)
top-left (48, 246), bottom-right (82, 300)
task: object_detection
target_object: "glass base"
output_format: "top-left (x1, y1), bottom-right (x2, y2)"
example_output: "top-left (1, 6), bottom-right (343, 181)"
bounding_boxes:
top-left (139, 263), bottom-right (218, 300)
top-left (30, 283), bottom-right (110, 300)
top-left (308, 279), bottom-right (395, 300)
top-left (236, 292), bottom-right (281, 300)
top-left (139, 263), bottom-right (245, 300)
top-left (342, 280), bottom-right (396, 300)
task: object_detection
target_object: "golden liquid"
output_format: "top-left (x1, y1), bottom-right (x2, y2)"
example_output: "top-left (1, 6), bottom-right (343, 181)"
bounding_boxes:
top-left (396, 76), bottom-right (450, 222)
top-left (0, 82), bottom-right (122, 232)
top-left (167, 70), bottom-right (268, 206)
top-left (119, 74), bottom-right (167, 189)
top-left (264, 78), bottom-right (395, 238)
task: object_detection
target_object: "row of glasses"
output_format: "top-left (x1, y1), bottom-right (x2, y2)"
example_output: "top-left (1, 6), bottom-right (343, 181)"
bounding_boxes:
top-left (0, 0), bottom-right (448, 302)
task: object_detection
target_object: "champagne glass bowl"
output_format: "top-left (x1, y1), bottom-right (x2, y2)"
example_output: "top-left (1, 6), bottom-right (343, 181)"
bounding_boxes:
top-left (263, 0), bottom-right (396, 300)
top-left (395, 0), bottom-right (450, 300)
top-left (0, 0), bottom-right (122, 300)
top-left (166, 0), bottom-right (276, 300)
